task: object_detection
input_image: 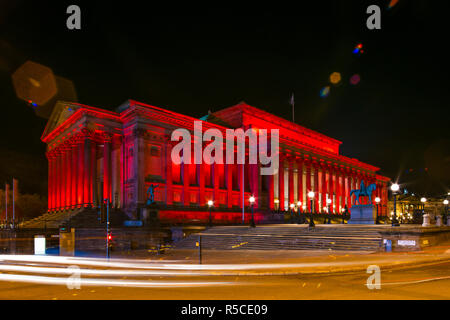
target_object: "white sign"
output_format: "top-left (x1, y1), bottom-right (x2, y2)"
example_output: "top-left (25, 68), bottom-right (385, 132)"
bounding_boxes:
top-left (397, 240), bottom-right (416, 246)
top-left (34, 235), bottom-right (46, 255)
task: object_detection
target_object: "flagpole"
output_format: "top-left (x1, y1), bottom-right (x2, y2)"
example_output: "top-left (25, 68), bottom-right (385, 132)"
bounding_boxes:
top-left (5, 182), bottom-right (8, 224)
top-left (290, 93), bottom-right (295, 123)
top-left (12, 179), bottom-right (15, 227)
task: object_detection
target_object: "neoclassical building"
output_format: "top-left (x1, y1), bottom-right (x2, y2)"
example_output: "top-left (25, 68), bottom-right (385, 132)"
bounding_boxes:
top-left (41, 100), bottom-right (390, 223)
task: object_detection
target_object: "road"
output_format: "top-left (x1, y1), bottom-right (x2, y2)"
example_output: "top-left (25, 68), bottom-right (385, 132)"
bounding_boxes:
top-left (0, 254), bottom-right (449, 300)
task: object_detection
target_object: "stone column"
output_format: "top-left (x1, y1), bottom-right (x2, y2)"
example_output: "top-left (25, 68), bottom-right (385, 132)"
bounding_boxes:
top-left (226, 163), bottom-right (233, 208)
top-left (103, 134), bottom-right (112, 204)
top-left (321, 164), bottom-right (327, 213)
top-left (60, 148), bottom-right (67, 210)
top-left (55, 149), bottom-right (61, 210)
top-left (90, 140), bottom-right (97, 207)
top-left (77, 139), bottom-right (84, 207)
top-left (213, 162), bottom-right (220, 205)
top-left (251, 162), bottom-right (259, 209)
top-left (166, 141), bottom-right (173, 205)
top-left (47, 152), bottom-right (54, 211)
top-left (65, 145), bottom-right (71, 210)
top-left (278, 155), bottom-right (285, 211)
top-left (305, 161), bottom-right (312, 212)
top-left (183, 161), bottom-right (190, 206)
top-left (335, 168), bottom-right (341, 214)
top-left (297, 158), bottom-right (303, 210)
top-left (268, 167), bottom-right (274, 210)
top-left (328, 165), bottom-right (334, 213)
top-left (288, 158), bottom-right (294, 209)
top-left (71, 144), bottom-right (77, 209)
top-left (313, 163), bottom-right (319, 213)
top-left (238, 163), bottom-right (244, 209)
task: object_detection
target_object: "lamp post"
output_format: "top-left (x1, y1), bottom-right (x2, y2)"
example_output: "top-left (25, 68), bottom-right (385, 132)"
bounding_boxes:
top-left (302, 205), bottom-right (307, 224)
top-left (207, 200), bottom-right (214, 227)
top-left (297, 201), bottom-right (302, 224)
top-left (326, 198), bottom-right (332, 224)
top-left (290, 203), bottom-right (295, 223)
top-left (375, 197), bottom-right (381, 224)
top-left (308, 191), bottom-right (315, 228)
top-left (249, 196), bottom-right (256, 228)
top-left (420, 197), bottom-right (427, 214)
top-left (391, 183), bottom-right (400, 227)
top-left (420, 197), bottom-right (427, 225)
top-left (444, 199), bottom-right (449, 225)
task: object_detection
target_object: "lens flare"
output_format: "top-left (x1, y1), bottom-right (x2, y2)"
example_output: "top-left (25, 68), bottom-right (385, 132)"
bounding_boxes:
top-left (319, 86), bottom-right (330, 98)
top-left (352, 43), bottom-right (364, 56)
top-left (350, 74), bottom-right (361, 85)
top-left (329, 72), bottom-right (341, 85)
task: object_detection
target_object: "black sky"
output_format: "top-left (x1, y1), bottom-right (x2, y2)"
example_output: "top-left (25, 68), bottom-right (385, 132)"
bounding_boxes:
top-left (0, 0), bottom-right (449, 196)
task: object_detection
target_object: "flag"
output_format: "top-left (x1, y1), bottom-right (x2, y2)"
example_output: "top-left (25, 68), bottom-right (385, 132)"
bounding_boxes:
top-left (289, 93), bottom-right (294, 106)
top-left (289, 93), bottom-right (295, 122)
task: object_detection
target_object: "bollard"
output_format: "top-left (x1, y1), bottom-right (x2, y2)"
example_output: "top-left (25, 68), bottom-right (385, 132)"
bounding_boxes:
top-left (384, 239), bottom-right (392, 252)
top-left (197, 235), bottom-right (202, 265)
top-left (422, 214), bottom-right (431, 227)
top-left (436, 215), bottom-right (443, 227)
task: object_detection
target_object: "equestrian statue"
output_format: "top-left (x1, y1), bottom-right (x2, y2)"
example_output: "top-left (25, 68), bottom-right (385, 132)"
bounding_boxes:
top-left (350, 181), bottom-right (376, 205)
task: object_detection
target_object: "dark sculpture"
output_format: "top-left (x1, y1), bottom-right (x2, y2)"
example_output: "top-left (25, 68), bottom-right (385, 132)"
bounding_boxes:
top-left (146, 184), bottom-right (158, 205)
top-left (350, 181), bottom-right (376, 205)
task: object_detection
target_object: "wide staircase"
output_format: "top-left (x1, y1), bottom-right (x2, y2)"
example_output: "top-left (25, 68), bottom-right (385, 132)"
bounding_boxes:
top-left (21, 207), bottom-right (128, 229)
top-left (20, 209), bottom-right (83, 229)
top-left (173, 224), bottom-right (385, 251)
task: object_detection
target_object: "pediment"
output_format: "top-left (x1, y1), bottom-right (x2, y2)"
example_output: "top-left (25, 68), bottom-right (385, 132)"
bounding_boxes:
top-left (41, 101), bottom-right (81, 142)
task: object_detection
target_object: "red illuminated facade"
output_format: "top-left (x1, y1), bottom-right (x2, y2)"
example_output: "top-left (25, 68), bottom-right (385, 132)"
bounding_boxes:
top-left (42, 100), bottom-right (390, 223)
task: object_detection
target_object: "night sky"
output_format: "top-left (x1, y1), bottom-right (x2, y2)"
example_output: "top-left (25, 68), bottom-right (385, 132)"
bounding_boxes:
top-left (0, 0), bottom-right (448, 197)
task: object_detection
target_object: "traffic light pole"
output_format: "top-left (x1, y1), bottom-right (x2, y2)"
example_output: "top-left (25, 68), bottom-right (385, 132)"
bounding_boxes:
top-left (106, 198), bottom-right (110, 259)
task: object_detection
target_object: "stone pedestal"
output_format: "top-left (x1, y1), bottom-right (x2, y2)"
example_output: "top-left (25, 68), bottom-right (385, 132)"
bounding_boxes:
top-left (143, 204), bottom-right (160, 227)
top-left (422, 214), bottom-right (430, 227)
top-left (348, 205), bottom-right (375, 224)
top-left (436, 215), bottom-right (443, 227)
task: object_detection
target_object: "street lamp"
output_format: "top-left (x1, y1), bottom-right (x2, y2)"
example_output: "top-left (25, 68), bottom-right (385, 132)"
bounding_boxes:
top-left (297, 201), bottom-right (302, 224)
top-left (375, 197), bottom-right (381, 224)
top-left (274, 199), bottom-right (280, 213)
top-left (207, 200), bottom-right (214, 227)
top-left (326, 198), bottom-right (332, 224)
top-left (391, 183), bottom-right (400, 227)
top-left (444, 199), bottom-right (449, 225)
top-left (308, 191), bottom-right (315, 227)
top-left (290, 203), bottom-right (295, 223)
top-left (249, 196), bottom-right (256, 228)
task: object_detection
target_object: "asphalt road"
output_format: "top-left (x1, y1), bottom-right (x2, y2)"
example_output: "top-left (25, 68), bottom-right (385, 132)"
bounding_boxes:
top-left (0, 259), bottom-right (449, 300)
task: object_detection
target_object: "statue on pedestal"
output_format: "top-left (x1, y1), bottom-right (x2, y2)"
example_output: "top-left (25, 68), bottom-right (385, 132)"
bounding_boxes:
top-left (146, 184), bottom-right (158, 206)
top-left (348, 180), bottom-right (377, 225)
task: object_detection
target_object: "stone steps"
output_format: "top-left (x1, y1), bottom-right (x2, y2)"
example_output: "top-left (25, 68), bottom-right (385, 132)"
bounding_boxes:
top-left (173, 225), bottom-right (384, 251)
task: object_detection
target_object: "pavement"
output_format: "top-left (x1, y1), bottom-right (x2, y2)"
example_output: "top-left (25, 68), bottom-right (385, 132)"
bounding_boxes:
top-left (1, 243), bottom-right (450, 300)
top-left (100, 241), bottom-right (450, 276)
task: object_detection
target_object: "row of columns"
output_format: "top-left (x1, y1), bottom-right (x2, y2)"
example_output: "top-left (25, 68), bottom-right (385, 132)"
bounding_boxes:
top-left (164, 143), bottom-right (258, 209)
top-left (47, 130), bottom-right (115, 211)
top-left (271, 154), bottom-right (386, 214)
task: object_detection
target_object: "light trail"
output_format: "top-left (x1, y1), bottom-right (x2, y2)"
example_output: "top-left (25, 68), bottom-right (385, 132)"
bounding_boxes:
top-left (0, 273), bottom-right (235, 288)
